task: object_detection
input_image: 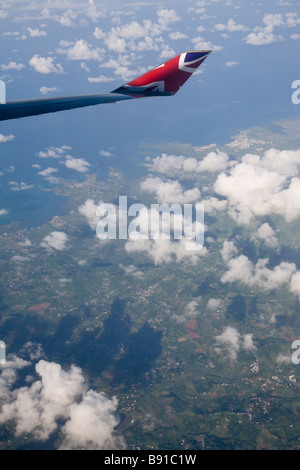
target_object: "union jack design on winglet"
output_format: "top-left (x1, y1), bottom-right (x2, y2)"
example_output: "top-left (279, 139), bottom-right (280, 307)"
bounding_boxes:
top-left (0, 51), bottom-right (212, 121)
top-left (112, 51), bottom-right (211, 96)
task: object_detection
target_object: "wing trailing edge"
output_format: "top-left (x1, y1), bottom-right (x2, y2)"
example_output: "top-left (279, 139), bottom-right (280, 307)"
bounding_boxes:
top-left (0, 51), bottom-right (211, 122)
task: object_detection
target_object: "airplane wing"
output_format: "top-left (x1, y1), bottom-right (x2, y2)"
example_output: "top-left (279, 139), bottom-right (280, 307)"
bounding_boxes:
top-left (0, 51), bottom-right (211, 122)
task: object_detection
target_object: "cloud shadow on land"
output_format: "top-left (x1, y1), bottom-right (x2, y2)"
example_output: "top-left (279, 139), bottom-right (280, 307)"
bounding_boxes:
top-left (112, 323), bottom-right (162, 387)
top-left (67, 298), bottom-right (133, 376)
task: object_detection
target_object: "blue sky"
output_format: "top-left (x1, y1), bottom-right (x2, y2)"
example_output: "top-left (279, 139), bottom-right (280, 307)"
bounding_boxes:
top-left (0, 0), bottom-right (299, 149)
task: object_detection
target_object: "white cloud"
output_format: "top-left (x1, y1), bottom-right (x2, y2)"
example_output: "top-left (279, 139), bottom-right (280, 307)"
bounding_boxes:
top-left (93, 27), bottom-right (106, 39)
top-left (0, 62), bottom-right (25, 70)
top-left (38, 145), bottom-right (71, 159)
top-left (159, 44), bottom-right (176, 59)
top-left (224, 61), bottom-right (238, 67)
top-left (99, 150), bottom-right (114, 157)
top-left (0, 9), bottom-right (8, 19)
top-left (157, 8), bottom-right (180, 29)
top-left (191, 36), bottom-right (223, 52)
top-left (29, 55), bottom-right (64, 74)
top-left (0, 134), bottom-right (14, 143)
top-left (140, 176), bottom-right (201, 204)
top-left (87, 0), bottom-right (106, 22)
top-left (78, 199), bottom-right (98, 230)
top-left (220, 240), bottom-right (238, 263)
top-left (215, 18), bottom-right (248, 32)
top-left (40, 86), bottom-right (59, 95)
top-left (0, 358), bottom-right (124, 450)
top-left (243, 334), bottom-right (256, 352)
top-left (27, 27), bottom-right (47, 37)
top-left (221, 246), bottom-right (297, 291)
top-left (290, 271), bottom-right (300, 297)
top-left (207, 298), bottom-right (223, 311)
top-left (215, 326), bottom-right (241, 361)
top-left (38, 167), bottom-right (60, 183)
top-left (245, 30), bottom-right (283, 46)
top-left (251, 223), bottom-right (279, 248)
top-left (0, 209), bottom-right (8, 216)
top-left (64, 156), bottom-right (91, 173)
top-left (169, 31), bottom-right (188, 40)
top-left (0, 355), bottom-right (30, 401)
top-left (125, 238), bottom-right (208, 265)
top-left (215, 327), bottom-right (255, 362)
top-left (95, 9), bottom-right (180, 56)
top-left (171, 298), bottom-right (201, 324)
top-left (60, 390), bottom-right (125, 450)
top-left (56, 9), bottom-right (77, 27)
top-left (214, 148), bottom-right (300, 224)
top-left (40, 231), bottom-right (69, 251)
top-left (9, 181), bottom-right (33, 191)
top-left (88, 75), bottom-right (114, 83)
top-left (276, 353), bottom-right (292, 364)
top-left (245, 13), bottom-right (284, 46)
top-left (146, 152), bottom-right (229, 177)
top-left (57, 39), bottom-right (104, 62)
top-left (202, 197), bottom-right (228, 215)
top-left (120, 264), bottom-right (144, 278)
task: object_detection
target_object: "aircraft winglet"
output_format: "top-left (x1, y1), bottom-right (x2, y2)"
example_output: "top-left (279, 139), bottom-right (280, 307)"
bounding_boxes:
top-left (112, 51), bottom-right (212, 96)
top-left (0, 51), bottom-right (211, 121)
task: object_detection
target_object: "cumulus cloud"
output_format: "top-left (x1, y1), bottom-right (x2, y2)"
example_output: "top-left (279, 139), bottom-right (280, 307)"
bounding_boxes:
top-left (140, 177), bottom-right (201, 204)
top-left (171, 298), bottom-right (201, 324)
top-left (119, 264), bottom-right (144, 278)
top-left (0, 355), bottom-right (30, 401)
top-left (56, 9), bottom-right (77, 27)
top-left (220, 240), bottom-right (297, 291)
top-left (38, 145), bottom-right (71, 159)
top-left (60, 390), bottom-right (124, 450)
top-left (202, 197), bottom-right (228, 215)
top-left (29, 55), bottom-right (64, 74)
top-left (220, 240), bottom-right (238, 263)
top-left (0, 357), bottom-right (125, 450)
top-left (146, 152), bottom-right (229, 177)
top-left (57, 39), bottom-right (104, 62)
top-left (215, 327), bottom-right (256, 362)
top-left (38, 167), bottom-right (60, 183)
top-left (64, 156), bottom-right (91, 173)
top-left (222, 255), bottom-right (296, 290)
top-left (224, 61), bottom-right (238, 67)
top-left (215, 18), bottom-right (249, 32)
top-left (0, 134), bottom-right (14, 143)
top-left (0, 209), bottom-right (8, 216)
top-left (40, 231), bottom-right (69, 251)
top-left (251, 223), bottom-right (279, 248)
top-left (276, 353), bottom-right (292, 364)
top-left (245, 13), bottom-right (284, 46)
top-left (207, 298), bottom-right (223, 311)
top-left (94, 9), bottom-right (180, 56)
top-left (40, 86), bottom-right (59, 95)
top-left (9, 181), bottom-right (33, 191)
top-left (191, 36), bottom-right (223, 52)
top-left (215, 326), bottom-right (241, 362)
top-left (290, 271), bottom-right (300, 297)
top-left (27, 27), bottom-right (47, 37)
top-left (0, 62), bottom-right (25, 70)
top-left (125, 238), bottom-right (208, 265)
top-left (78, 199), bottom-right (98, 230)
top-left (88, 75), bottom-right (114, 83)
top-left (122, 200), bottom-right (206, 264)
top-left (214, 148), bottom-right (300, 224)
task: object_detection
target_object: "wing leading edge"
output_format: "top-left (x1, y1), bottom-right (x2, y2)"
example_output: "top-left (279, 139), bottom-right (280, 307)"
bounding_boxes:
top-left (0, 51), bottom-right (211, 122)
